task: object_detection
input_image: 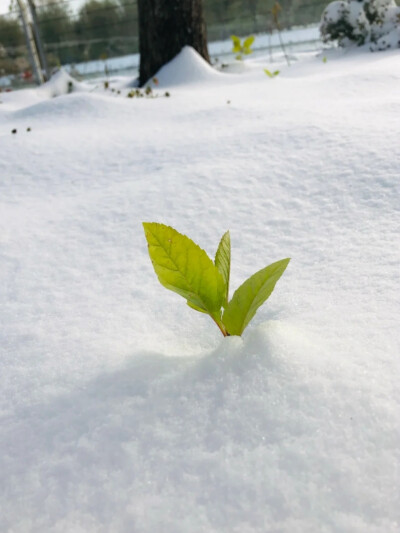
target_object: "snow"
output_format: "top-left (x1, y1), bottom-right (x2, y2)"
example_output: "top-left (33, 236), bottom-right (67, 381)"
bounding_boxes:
top-left (372, 25), bottom-right (400, 50)
top-left (0, 75), bottom-right (12, 88)
top-left (154, 46), bottom-right (222, 86)
top-left (320, 0), bottom-right (400, 49)
top-left (1, 46), bottom-right (400, 532)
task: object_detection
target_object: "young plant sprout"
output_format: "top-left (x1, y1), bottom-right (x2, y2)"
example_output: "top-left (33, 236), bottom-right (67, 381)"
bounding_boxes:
top-left (231, 35), bottom-right (255, 60)
top-left (143, 223), bottom-right (290, 336)
top-left (264, 69), bottom-right (280, 78)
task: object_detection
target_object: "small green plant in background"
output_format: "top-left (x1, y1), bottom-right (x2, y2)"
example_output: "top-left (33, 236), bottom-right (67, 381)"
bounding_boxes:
top-left (143, 223), bottom-right (290, 337)
top-left (231, 35), bottom-right (255, 60)
top-left (264, 68), bottom-right (280, 78)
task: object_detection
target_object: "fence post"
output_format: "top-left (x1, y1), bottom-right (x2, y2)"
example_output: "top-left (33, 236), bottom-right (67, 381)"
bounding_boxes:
top-left (26, 0), bottom-right (50, 80)
top-left (16, 0), bottom-right (44, 84)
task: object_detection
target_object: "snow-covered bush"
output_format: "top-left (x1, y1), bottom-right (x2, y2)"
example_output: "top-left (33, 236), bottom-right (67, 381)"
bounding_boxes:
top-left (320, 0), bottom-right (400, 49)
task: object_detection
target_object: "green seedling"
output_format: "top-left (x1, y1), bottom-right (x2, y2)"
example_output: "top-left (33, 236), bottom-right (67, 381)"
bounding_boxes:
top-left (143, 223), bottom-right (290, 337)
top-left (231, 35), bottom-right (255, 60)
top-left (264, 68), bottom-right (280, 78)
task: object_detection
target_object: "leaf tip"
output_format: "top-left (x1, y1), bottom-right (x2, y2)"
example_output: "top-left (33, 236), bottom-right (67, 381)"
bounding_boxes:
top-left (142, 221), bottom-right (151, 231)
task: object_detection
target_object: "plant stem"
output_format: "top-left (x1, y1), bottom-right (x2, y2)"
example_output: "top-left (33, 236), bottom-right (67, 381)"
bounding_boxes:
top-left (276, 24), bottom-right (290, 67)
top-left (212, 317), bottom-right (229, 337)
top-left (271, 2), bottom-right (290, 67)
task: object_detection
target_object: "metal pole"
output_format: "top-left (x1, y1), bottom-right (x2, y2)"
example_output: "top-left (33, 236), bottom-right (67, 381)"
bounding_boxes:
top-left (16, 0), bottom-right (44, 85)
top-left (26, 0), bottom-right (50, 80)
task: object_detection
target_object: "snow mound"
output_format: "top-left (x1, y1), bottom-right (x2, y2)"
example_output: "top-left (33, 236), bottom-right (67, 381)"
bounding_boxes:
top-left (154, 46), bottom-right (222, 87)
top-left (0, 70), bottom-right (91, 114)
top-left (11, 91), bottom-right (125, 122)
top-left (41, 68), bottom-right (90, 98)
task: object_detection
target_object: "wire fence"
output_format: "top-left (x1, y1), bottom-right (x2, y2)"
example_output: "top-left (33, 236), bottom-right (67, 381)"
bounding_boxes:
top-left (0, 0), bottom-right (326, 89)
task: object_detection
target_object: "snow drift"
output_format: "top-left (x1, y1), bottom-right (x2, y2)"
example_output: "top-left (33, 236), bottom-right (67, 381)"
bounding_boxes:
top-left (153, 46), bottom-right (223, 87)
top-left (1, 45), bottom-right (399, 533)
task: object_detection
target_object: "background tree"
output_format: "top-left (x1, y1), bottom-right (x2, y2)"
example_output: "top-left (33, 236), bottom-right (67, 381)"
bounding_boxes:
top-left (37, 3), bottom-right (75, 65)
top-left (118, 0), bottom-right (139, 53)
top-left (137, 0), bottom-right (209, 86)
top-left (0, 17), bottom-right (23, 50)
top-left (76, 0), bottom-right (122, 60)
top-left (0, 17), bottom-right (24, 74)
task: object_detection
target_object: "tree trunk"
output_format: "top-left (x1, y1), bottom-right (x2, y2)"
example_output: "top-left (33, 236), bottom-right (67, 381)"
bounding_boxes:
top-left (137, 0), bottom-right (210, 86)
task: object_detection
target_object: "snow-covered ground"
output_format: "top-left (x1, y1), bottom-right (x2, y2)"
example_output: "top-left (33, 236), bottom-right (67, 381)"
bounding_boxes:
top-left (1, 47), bottom-right (399, 532)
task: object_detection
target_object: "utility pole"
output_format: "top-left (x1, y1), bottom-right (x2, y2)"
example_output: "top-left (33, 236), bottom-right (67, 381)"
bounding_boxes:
top-left (26, 0), bottom-right (50, 80)
top-left (16, 0), bottom-right (44, 84)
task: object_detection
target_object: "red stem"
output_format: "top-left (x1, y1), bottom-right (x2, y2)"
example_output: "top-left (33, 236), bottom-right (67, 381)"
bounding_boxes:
top-left (212, 317), bottom-right (229, 337)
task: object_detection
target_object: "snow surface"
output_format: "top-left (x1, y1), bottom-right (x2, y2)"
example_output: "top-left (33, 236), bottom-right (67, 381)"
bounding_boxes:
top-left (1, 46), bottom-right (400, 532)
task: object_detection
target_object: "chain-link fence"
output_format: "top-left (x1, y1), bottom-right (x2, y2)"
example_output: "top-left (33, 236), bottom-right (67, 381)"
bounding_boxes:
top-left (0, 0), bottom-right (326, 89)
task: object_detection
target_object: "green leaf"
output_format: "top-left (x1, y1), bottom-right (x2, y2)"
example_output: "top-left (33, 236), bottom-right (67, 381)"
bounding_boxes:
top-left (264, 69), bottom-right (279, 78)
top-left (231, 35), bottom-right (242, 53)
top-left (243, 36), bottom-right (255, 49)
top-left (230, 35), bottom-right (241, 47)
top-left (143, 223), bottom-right (225, 315)
top-left (215, 231), bottom-right (231, 306)
top-left (222, 258), bottom-right (290, 336)
top-left (186, 301), bottom-right (208, 314)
